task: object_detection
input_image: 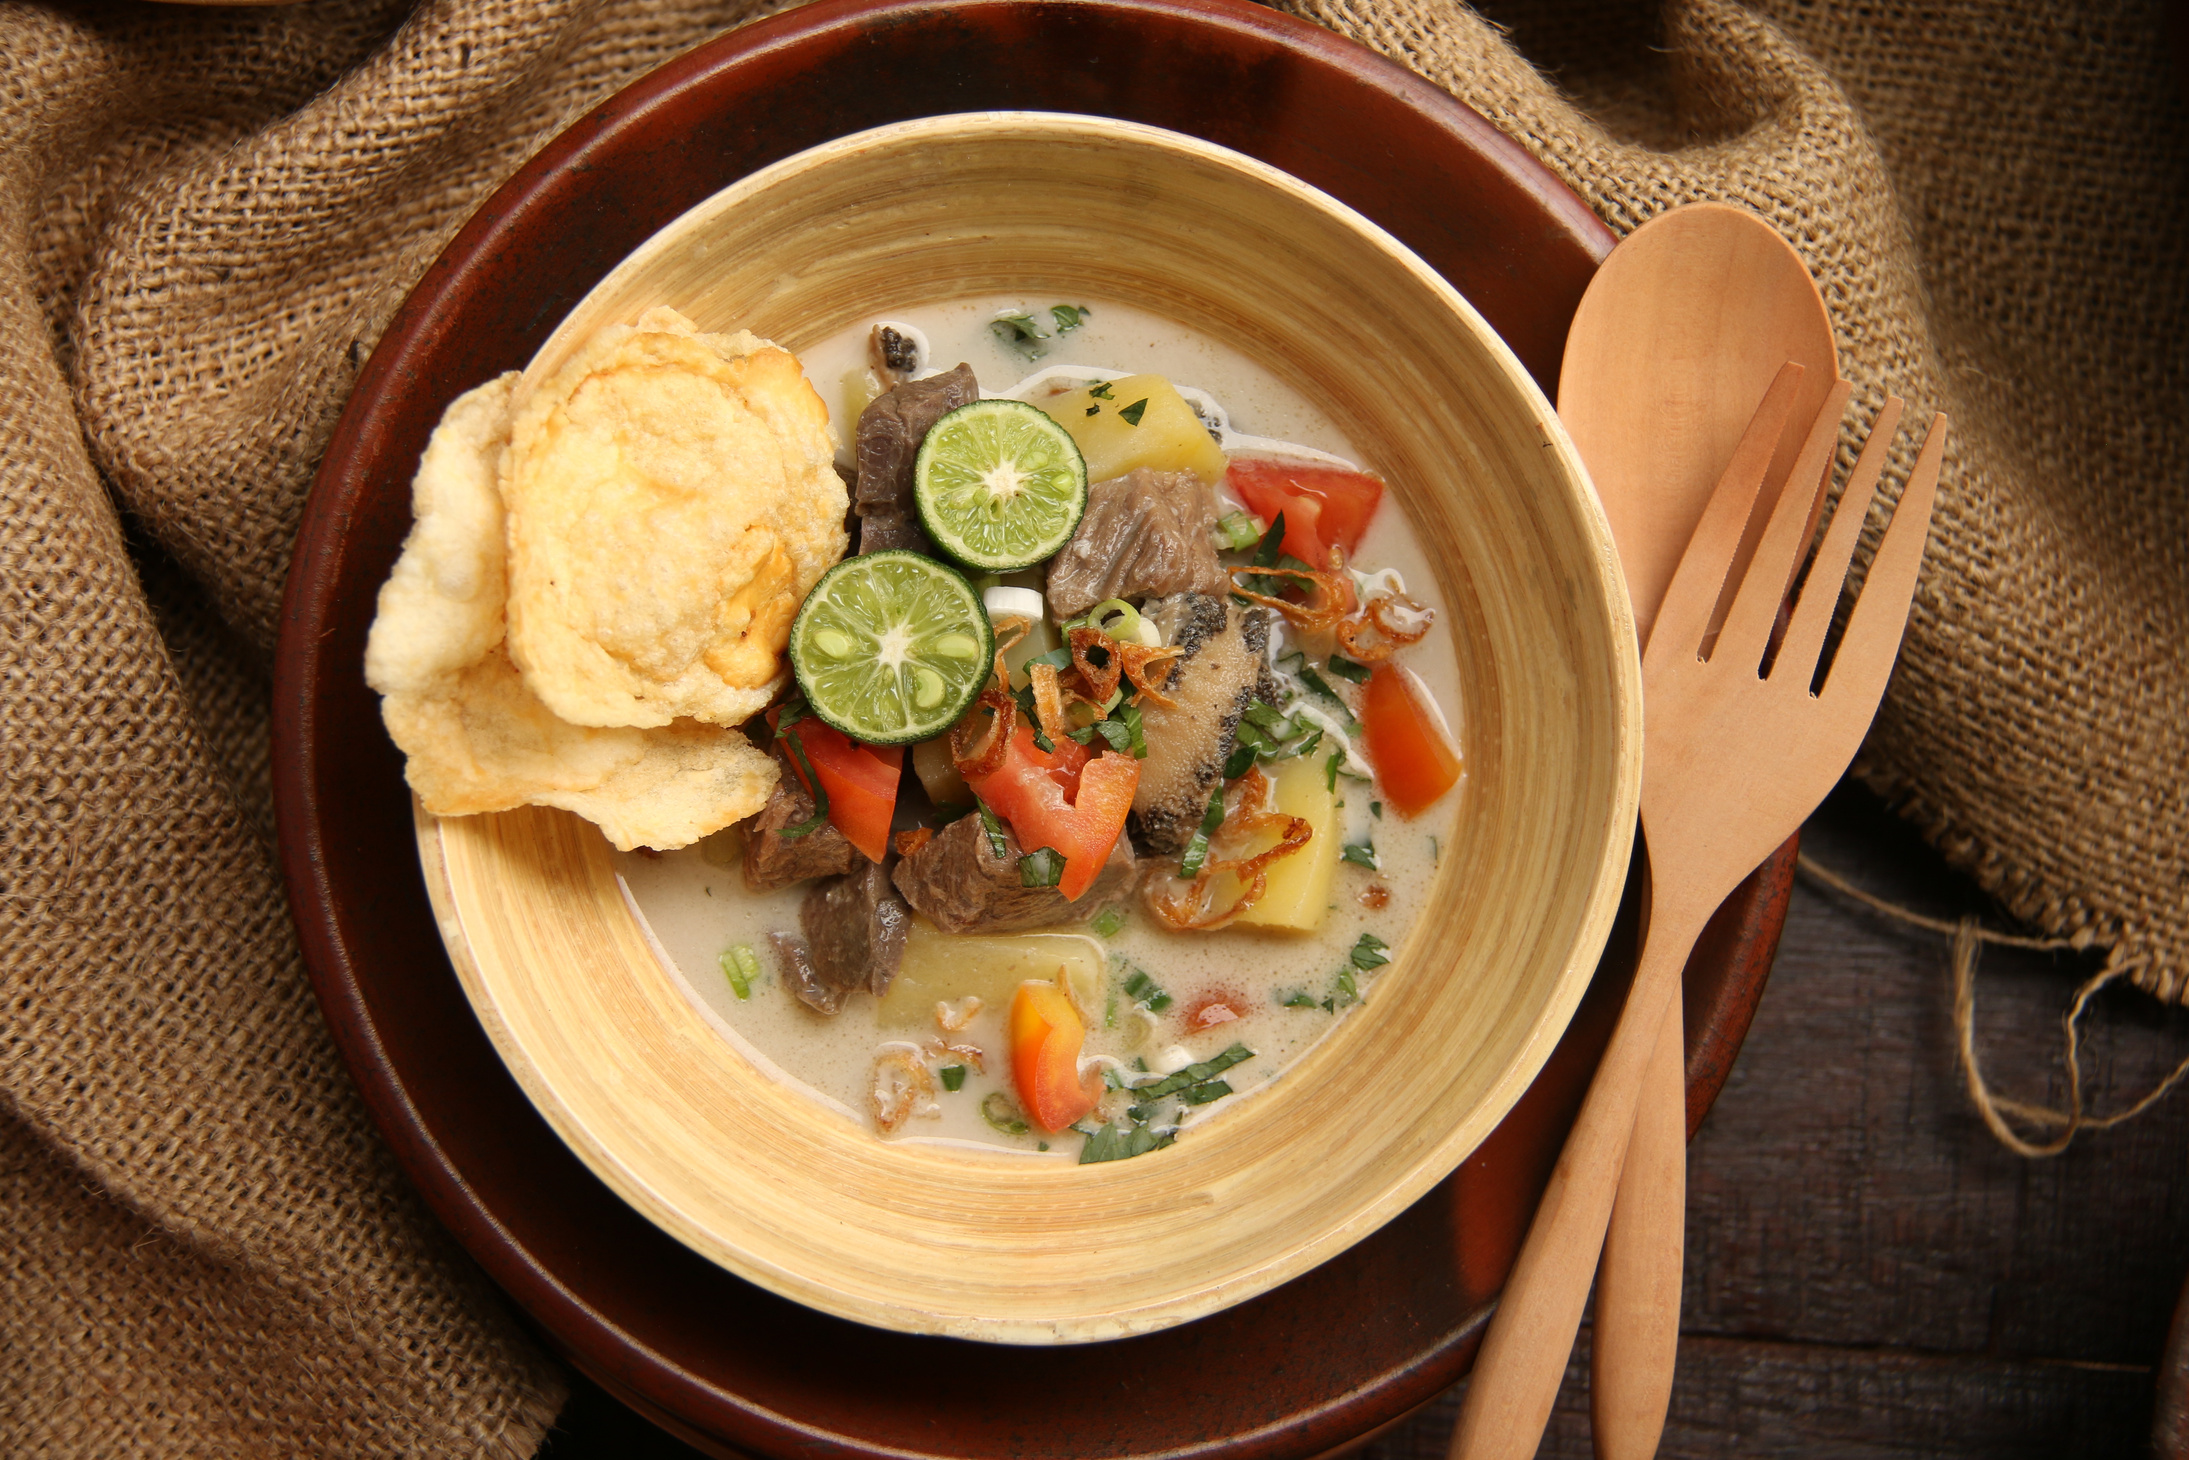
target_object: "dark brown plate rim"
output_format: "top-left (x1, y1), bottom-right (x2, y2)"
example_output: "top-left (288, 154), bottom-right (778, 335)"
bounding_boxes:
top-left (271, 1), bottom-right (1788, 1455)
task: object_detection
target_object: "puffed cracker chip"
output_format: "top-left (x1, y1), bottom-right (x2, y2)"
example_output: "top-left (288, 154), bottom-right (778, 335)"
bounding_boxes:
top-left (365, 371), bottom-right (778, 851)
top-left (502, 305), bottom-right (847, 729)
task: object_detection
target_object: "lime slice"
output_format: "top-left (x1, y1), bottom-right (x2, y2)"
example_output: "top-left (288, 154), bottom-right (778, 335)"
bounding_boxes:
top-left (913, 398), bottom-right (1088, 571)
top-left (788, 551), bottom-right (996, 745)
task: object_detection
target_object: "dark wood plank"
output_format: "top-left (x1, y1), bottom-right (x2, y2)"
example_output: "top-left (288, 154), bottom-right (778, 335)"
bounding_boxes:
top-left (1355, 781), bottom-right (2189, 1456)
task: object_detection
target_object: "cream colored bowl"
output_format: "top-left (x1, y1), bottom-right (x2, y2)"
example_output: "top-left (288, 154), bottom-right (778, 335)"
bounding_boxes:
top-left (417, 113), bottom-right (1639, 1343)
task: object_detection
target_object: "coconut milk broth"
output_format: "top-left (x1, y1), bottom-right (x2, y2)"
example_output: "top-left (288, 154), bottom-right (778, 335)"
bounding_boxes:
top-left (617, 295), bottom-right (1464, 1156)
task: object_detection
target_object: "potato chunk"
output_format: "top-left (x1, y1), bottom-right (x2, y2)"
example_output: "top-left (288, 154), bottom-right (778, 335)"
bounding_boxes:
top-left (1038, 373), bottom-right (1227, 484)
top-left (876, 924), bottom-right (1106, 1028)
top-left (1232, 754), bottom-right (1341, 931)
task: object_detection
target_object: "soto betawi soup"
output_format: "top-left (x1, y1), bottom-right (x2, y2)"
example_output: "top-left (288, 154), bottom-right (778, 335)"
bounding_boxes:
top-left (368, 295), bottom-right (1465, 1165)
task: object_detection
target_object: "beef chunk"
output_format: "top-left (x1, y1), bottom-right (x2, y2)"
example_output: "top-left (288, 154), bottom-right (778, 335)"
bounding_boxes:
top-left (1045, 468), bottom-right (1226, 619)
top-left (800, 858), bottom-right (911, 1001)
top-left (853, 363), bottom-right (978, 556)
top-left (741, 757), bottom-right (857, 892)
top-left (1130, 594), bottom-right (1272, 852)
top-left (769, 931), bottom-right (844, 1017)
top-left (892, 813), bottom-right (1137, 935)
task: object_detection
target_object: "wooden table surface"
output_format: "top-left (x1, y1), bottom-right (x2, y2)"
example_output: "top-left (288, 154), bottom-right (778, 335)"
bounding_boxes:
top-left (537, 780), bottom-right (2189, 1459)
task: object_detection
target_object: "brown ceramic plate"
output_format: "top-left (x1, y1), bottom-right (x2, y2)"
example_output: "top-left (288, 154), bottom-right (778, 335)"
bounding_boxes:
top-left (272, 0), bottom-right (1793, 1454)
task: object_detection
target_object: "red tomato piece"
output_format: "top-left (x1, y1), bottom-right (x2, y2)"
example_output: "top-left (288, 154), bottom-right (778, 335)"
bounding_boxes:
top-left (1361, 664), bottom-right (1462, 817)
top-left (771, 709), bottom-right (903, 863)
top-left (1009, 978), bottom-right (1103, 1132)
top-left (967, 727), bottom-right (1139, 900)
top-left (1227, 458), bottom-right (1386, 569)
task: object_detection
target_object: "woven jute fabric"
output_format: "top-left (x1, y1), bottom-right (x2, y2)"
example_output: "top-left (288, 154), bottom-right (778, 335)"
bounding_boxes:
top-left (0, 0), bottom-right (2180, 1452)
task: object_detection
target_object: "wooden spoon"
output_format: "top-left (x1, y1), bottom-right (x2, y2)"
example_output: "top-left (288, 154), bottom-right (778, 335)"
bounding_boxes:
top-left (1555, 202), bottom-right (1837, 1459)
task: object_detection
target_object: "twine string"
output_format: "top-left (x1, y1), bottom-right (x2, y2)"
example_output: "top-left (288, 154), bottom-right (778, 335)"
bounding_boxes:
top-left (1797, 854), bottom-right (2189, 1157)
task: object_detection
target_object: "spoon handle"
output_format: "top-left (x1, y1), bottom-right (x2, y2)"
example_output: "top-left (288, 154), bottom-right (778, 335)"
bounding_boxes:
top-left (1589, 993), bottom-right (1685, 1459)
top-left (1447, 891), bottom-right (1711, 1460)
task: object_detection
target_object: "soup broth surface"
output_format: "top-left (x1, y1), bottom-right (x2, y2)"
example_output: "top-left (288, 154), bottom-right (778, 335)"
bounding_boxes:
top-left (618, 295), bottom-right (1464, 1157)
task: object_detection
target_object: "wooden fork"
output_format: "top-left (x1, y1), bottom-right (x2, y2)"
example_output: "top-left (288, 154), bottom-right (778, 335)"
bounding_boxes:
top-left (1448, 362), bottom-right (1949, 1460)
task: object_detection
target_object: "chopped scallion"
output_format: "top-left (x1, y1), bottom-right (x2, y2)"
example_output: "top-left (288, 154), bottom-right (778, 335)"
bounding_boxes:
top-left (1324, 652), bottom-right (1372, 684)
top-left (1020, 846), bottom-right (1066, 888)
top-left (1213, 511), bottom-right (1266, 552)
top-left (982, 1091), bottom-right (1030, 1136)
top-left (1177, 784), bottom-right (1226, 878)
top-left (1122, 967), bottom-right (1173, 1013)
top-left (719, 945), bottom-right (760, 1000)
top-left (1090, 906), bottom-right (1127, 938)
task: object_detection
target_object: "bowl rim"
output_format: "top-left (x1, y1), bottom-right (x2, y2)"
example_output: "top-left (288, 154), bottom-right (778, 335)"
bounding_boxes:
top-left (414, 107), bottom-right (1640, 1344)
top-left (268, 0), bottom-right (1747, 1453)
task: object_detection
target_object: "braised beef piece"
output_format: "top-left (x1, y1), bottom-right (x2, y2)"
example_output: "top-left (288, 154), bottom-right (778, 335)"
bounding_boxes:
top-left (853, 362), bottom-right (978, 556)
top-left (1130, 594), bottom-right (1275, 852)
top-left (800, 857), bottom-right (911, 1001)
top-left (1045, 468), bottom-right (1227, 619)
top-left (741, 757), bottom-right (857, 892)
top-left (769, 931), bottom-right (844, 1017)
top-left (892, 813), bottom-right (1137, 935)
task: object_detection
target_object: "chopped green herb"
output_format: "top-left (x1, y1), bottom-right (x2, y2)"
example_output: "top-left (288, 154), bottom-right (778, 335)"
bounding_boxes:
top-left (990, 311), bottom-right (1048, 358)
top-left (1118, 398), bottom-right (1149, 426)
top-left (1371, 800), bottom-right (1384, 819)
top-left (940, 1064), bottom-right (968, 1092)
top-left (1122, 967), bottom-right (1174, 1013)
top-left (1177, 784), bottom-right (1226, 878)
top-left (975, 797), bottom-right (1011, 861)
top-left (1324, 750), bottom-right (1342, 792)
top-left (1087, 380), bottom-right (1115, 399)
top-left (719, 945), bottom-right (760, 1000)
top-left (1179, 1079), bottom-right (1233, 1105)
top-left (1050, 303), bottom-right (1090, 332)
top-left (1321, 968), bottom-right (1360, 1013)
top-left (1134, 1044), bottom-right (1255, 1101)
top-left (981, 1091), bottom-right (1030, 1136)
top-left (1114, 701), bottom-right (1146, 758)
top-left (1020, 846), bottom-right (1066, 888)
top-left (1222, 740), bottom-right (1258, 780)
top-left (1085, 404), bottom-right (1101, 417)
top-left (1297, 666), bottom-right (1363, 733)
top-left (1325, 652), bottom-right (1372, 684)
top-left (1103, 1066), bottom-right (1131, 1091)
top-left (1341, 839), bottom-right (1381, 870)
top-left (1080, 1119), bottom-right (1177, 1163)
top-left (771, 705), bottom-right (831, 840)
top-left (1133, 1056), bottom-right (1150, 1072)
top-left (1213, 511), bottom-right (1265, 552)
top-left (1281, 989), bottom-right (1320, 1008)
top-left (1038, 1141), bottom-right (1050, 1151)
top-left (1090, 905), bottom-right (1127, 938)
top-left (1350, 932), bottom-right (1391, 971)
top-left (1253, 513), bottom-right (1287, 567)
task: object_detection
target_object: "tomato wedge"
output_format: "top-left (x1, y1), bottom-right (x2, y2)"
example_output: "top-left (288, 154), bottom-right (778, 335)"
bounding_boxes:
top-left (967, 726), bottom-right (1137, 899)
top-left (1227, 458), bottom-right (1386, 569)
top-left (1361, 664), bottom-right (1462, 817)
top-left (771, 709), bottom-right (902, 862)
top-left (1009, 977), bottom-right (1103, 1131)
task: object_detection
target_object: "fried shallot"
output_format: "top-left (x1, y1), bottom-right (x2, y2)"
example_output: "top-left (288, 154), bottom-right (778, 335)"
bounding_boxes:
top-left (1336, 590), bottom-right (1435, 663)
top-left (1144, 765), bottom-right (1313, 931)
top-left (1227, 562), bottom-right (1357, 633)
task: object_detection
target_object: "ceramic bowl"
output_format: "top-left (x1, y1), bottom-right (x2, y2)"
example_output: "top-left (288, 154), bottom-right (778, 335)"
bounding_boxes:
top-left (414, 111), bottom-right (1640, 1343)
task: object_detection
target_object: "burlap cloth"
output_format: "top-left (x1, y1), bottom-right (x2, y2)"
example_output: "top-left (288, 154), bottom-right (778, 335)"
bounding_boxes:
top-left (1, 0), bottom-right (2180, 1451)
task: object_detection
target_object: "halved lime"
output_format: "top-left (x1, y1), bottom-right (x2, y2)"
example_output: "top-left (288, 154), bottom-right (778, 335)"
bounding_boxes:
top-left (788, 551), bottom-right (996, 745)
top-left (913, 398), bottom-right (1088, 571)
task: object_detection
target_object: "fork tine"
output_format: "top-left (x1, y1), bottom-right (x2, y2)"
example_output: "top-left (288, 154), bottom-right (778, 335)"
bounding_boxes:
top-left (1645, 362), bottom-right (1806, 665)
top-left (1819, 412), bottom-right (1947, 704)
top-left (1712, 377), bottom-right (1853, 672)
top-left (1774, 396), bottom-right (1905, 684)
